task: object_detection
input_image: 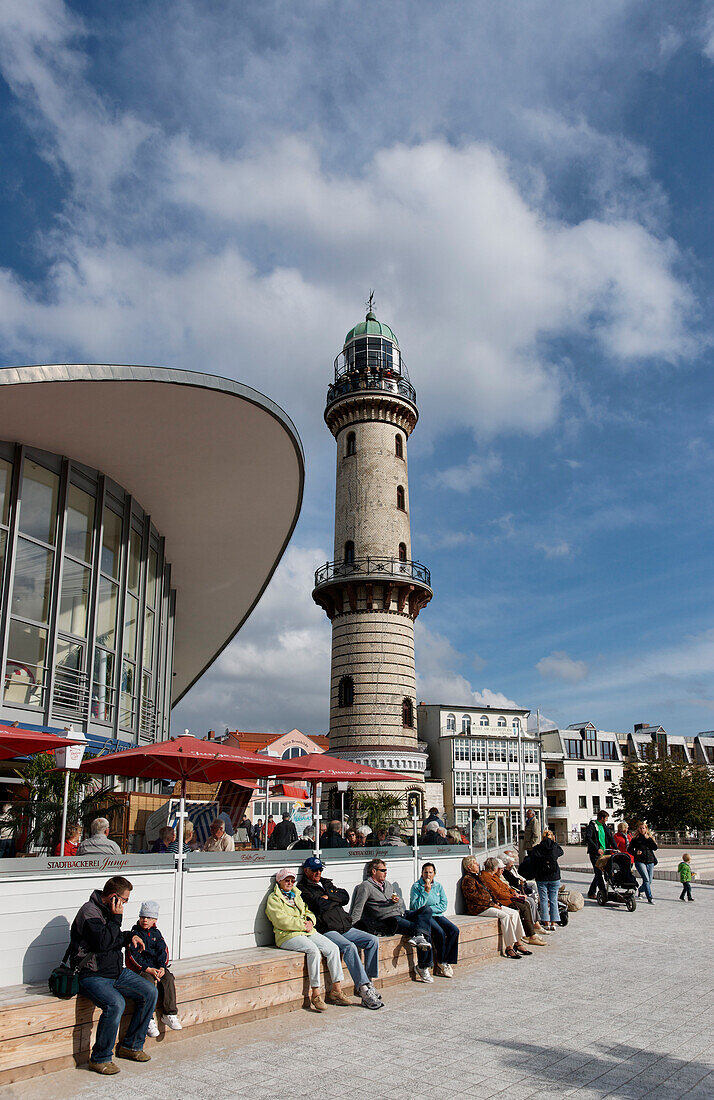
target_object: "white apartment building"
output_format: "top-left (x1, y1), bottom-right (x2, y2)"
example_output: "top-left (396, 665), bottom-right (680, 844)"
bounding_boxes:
top-left (418, 703), bottom-right (543, 849)
top-left (540, 722), bottom-right (625, 845)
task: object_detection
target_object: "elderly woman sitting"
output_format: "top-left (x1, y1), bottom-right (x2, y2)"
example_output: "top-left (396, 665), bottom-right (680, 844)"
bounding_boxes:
top-left (501, 851), bottom-right (542, 932)
top-left (265, 868), bottom-right (349, 1011)
top-left (480, 858), bottom-right (546, 947)
top-left (459, 856), bottom-right (532, 959)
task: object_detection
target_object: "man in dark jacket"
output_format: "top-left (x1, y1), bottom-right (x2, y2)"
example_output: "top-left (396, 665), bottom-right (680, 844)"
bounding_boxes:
top-left (585, 810), bottom-right (615, 899)
top-left (321, 820), bottom-right (349, 848)
top-left (69, 876), bottom-right (157, 1075)
top-left (268, 812), bottom-right (298, 850)
top-left (298, 857), bottom-right (382, 1009)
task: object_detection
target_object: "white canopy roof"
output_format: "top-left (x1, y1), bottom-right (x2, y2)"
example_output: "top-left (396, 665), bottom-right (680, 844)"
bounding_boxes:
top-left (0, 364), bottom-right (304, 702)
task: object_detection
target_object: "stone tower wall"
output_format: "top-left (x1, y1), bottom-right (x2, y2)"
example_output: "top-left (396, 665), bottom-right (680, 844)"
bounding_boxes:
top-left (333, 420), bottom-right (410, 560)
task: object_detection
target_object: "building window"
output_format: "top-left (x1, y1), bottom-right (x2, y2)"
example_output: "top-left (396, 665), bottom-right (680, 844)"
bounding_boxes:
top-left (585, 727), bottom-right (598, 757)
top-left (338, 675), bottom-right (354, 707)
top-left (281, 746), bottom-right (307, 760)
top-left (473, 738), bottom-right (486, 762)
top-left (565, 739), bottom-right (584, 760)
top-left (522, 743), bottom-right (539, 764)
top-left (509, 774), bottom-right (520, 797)
top-left (454, 739), bottom-right (471, 762)
top-left (605, 796), bottom-right (614, 809)
top-left (398, 542), bottom-right (407, 562)
top-left (577, 768), bottom-right (585, 781)
top-left (461, 715), bottom-right (471, 733)
top-left (488, 740), bottom-right (507, 763)
top-left (524, 774), bottom-right (540, 798)
top-left (396, 485), bottom-right (406, 511)
top-left (395, 434), bottom-right (403, 459)
top-left (604, 768), bottom-right (612, 782)
top-left (497, 716), bottom-right (507, 727)
top-left (579, 796), bottom-right (587, 809)
top-left (592, 796), bottom-right (601, 813)
top-left (601, 741), bottom-right (616, 760)
top-left (446, 712), bottom-right (456, 731)
top-left (512, 717), bottom-right (521, 730)
top-left (346, 432), bottom-right (356, 456)
top-left (590, 769), bottom-right (599, 782)
top-left (489, 771), bottom-right (508, 798)
top-left (344, 540), bottom-right (355, 564)
top-left (402, 697), bottom-right (414, 727)
top-left (480, 715), bottom-right (489, 727)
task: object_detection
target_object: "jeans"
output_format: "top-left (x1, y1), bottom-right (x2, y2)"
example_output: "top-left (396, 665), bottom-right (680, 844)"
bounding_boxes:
top-left (635, 861), bottom-right (654, 900)
top-left (79, 968), bottom-right (158, 1064)
top-left (324, 927), bottom-right (378, 987)
top-left (536, 879), bottom-right (560, 923)
top-left (393, 907), bottom-right (434, 969)
top-left (427, 915), bottom-right (459, 965)
top-left (280, 932), bottom-right (344, 988)
top-left (679, 881), bottom-right (692, 900)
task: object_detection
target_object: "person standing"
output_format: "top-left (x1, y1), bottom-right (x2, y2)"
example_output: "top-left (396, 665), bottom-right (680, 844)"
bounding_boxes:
top-left (518, 809), bottom-right (540, 863)
top-left (530, 830), bottom-right (564, 932)
top-left (321, 820), bottom-right (349, 848)
top-left (70, 876), bottom-right (157, 1074)
top-left (678, 853), bottom-right (694, 902)
top-left (584, 810), bottom-right (614, 899)
top-left (409, 861), bottom-right (460, 976)
top-left (269, 812), bottom-right (298, 850)
top-left (628, 822), bottom-right (658, 904)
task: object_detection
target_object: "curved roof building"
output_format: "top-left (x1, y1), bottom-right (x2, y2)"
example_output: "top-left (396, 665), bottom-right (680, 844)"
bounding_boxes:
top-left (0, 364), bottom-right (303, 746)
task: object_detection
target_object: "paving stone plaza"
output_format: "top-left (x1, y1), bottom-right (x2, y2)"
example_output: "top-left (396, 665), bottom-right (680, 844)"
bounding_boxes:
top-left (4, 872), bottom-right (712, 1100)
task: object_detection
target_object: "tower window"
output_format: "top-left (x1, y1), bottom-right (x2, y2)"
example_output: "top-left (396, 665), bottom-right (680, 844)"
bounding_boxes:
top-left (398, 542), bottom-right (407, 562)
top-left (338, 675), bottom-right (354, 707)
top-left (395, 434), bottom-right (403, 459)
top-left (402, 697), bottom-right (414, 727)
top-left (344, 540), bottom-right (355, 564)
top-left (346, 432), bottom-right (356, 457)
top-left (396, 485), bottom-right (405, 511)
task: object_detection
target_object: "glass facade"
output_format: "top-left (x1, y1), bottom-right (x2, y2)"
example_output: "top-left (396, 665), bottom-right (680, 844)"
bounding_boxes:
top-left (0, 442), bottom-right (175, 743)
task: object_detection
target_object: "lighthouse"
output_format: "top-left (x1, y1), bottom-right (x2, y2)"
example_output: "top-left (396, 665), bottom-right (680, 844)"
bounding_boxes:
top-left (312, 300), bottom-right (433, 812)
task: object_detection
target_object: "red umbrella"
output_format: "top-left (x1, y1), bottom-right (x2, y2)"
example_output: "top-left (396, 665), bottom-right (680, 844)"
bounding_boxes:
top-left (0, 724), bottom-right (85, 761)
top-left (77, 735), bottom-right (302, 855)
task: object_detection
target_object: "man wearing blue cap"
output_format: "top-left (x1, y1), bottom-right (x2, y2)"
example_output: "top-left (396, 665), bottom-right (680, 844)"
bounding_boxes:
top-left (298, 857), bottom-right (383, 1010)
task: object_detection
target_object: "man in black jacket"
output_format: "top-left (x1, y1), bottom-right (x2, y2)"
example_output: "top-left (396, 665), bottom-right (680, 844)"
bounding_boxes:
top-left (584, 811), bottom-right (615, 899)
top-left (298, 857), bottom-right (383, 1009)
top-left (268, 812), bottom-right (298, 850)
top-left (321, 820), bottom-right (349, 848)
top-left (70, 876), bottom-right (157, 1075)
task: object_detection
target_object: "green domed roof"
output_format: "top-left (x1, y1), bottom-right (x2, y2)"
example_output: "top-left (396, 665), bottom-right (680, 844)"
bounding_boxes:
top-left (344, 311), bottom-right (399, 348)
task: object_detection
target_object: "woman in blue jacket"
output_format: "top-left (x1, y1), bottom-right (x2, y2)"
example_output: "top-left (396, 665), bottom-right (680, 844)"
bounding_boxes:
top-left (410, 862), bottom-right (459, 977)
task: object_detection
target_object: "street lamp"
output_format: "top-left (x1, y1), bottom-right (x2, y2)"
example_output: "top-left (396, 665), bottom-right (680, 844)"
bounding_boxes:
top-left (54, 726), bottom-right (87, 856)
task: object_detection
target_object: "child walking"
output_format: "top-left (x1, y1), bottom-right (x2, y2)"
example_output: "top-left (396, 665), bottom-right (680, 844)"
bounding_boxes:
top-left (126, 900), bottom-right (182, 1035)
top-left (678, 853), bottom-right (694, 902)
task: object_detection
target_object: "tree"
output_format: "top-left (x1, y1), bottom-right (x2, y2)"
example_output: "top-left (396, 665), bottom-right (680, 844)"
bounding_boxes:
top-left (610, 759), bottom-right (714, 832)
top-left (354, 788), bottom-right (404, 831)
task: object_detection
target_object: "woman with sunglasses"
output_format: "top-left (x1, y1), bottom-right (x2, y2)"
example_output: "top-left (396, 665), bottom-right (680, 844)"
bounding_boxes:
top-left (265, 867), bottom-right (349, 1011)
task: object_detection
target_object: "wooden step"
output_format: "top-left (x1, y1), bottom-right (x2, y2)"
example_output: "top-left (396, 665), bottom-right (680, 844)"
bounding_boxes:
top-left (0, 914), bottom-right (500, 1085)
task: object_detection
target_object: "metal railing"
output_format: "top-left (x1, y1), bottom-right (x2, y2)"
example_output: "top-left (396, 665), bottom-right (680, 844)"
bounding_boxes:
top-left (51, 667), bottom-right (89, 720)
top-left (139, 696), bottom-right (157, 741)
top-left (326, 372), bottom-right (416, 408)
top-left (314, 556), bottom-right (431, 588)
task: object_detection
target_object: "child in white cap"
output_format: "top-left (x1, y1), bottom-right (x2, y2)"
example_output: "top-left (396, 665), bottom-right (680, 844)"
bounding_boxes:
top-left (126, 901), bottom-right (182, 1036)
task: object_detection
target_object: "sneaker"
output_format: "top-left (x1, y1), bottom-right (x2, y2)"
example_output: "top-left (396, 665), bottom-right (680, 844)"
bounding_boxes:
top-left (526, 935), bottom-right (548, 947)
top-left (369, 982), bottom-right (384, 1002)
top-left (88, 1061), bottom-right (119, 1075)
top-left (539, 927), bottom-right (552, 935)
top-left (435, 962), bottom-right (454, 977)
top-left (326, 989), bottom-right (352, 1006)
top-left (358, 983), bottom-right (383, 1009)
top-left (160, 1014), bottom-right (182, 1031)
top-left (310, 994), bottom-right (327, 1012)
top-left (408, 933), bottom-right (429, 947)
top-left (647, 899), bottom-right (655, 905)
top-left (146, 1018), bottom-right (160, 1038)
top-left (116, 1047), bottom-right (151, 1062)
top-left (415, 966), bottom-right (434, 983)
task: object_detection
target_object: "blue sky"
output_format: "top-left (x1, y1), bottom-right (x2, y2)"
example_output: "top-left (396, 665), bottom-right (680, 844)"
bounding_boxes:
top-left (1, 1), bottom-right (713, 738)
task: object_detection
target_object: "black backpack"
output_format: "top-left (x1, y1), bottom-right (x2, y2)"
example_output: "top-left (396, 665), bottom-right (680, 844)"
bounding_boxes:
top-left (48, 946), bottom-right (80, 998)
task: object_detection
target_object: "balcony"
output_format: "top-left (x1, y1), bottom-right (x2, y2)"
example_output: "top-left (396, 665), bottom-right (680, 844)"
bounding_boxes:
top-left (546, 806), bottom-right (569, 819)
top-left (544, 778), bottom-right (568, 792)
top-left (326, 371), bottom-right (417, 409)
top-left (314, 556), bottom-right (431, 589)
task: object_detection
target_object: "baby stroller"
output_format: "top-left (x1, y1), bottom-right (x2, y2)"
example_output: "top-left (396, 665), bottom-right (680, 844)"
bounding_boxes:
top-left (596, 850), bottom-right (638, 910)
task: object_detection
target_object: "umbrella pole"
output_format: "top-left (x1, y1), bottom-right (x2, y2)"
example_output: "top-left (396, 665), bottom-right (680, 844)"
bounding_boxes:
top-left (312, 783), bottom-right (320, 859)
top-left (264, 777), bottom-right (270, 851)
top-left (412, 805), bottom-right (418, 886)
top-left (178, 777), bottom-right (186, 863)
top-left (59, 770), bottom-right (70, 857)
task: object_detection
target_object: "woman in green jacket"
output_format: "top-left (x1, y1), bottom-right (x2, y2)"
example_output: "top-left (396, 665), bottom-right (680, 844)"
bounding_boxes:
top-left (265, 867), bottom-right (349, 1011)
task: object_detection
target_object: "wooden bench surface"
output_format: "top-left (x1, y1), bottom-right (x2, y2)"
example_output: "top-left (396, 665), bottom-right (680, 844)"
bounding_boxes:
top-left (0, 914), bottom-right (500, 1084)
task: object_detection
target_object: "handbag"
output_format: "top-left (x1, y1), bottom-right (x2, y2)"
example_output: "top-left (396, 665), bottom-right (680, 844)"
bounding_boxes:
top-left (48, 946), bottom-right (80, 999)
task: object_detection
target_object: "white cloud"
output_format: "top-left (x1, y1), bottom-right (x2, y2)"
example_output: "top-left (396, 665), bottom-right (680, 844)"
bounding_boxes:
top-left (536, 539), bottom-right (572, 559)
top-left (415, 623), bottom-right (519, 709)
top-left (432, 452), bottom-right (502, 493)
top-left (536, 651), bottom-right (589, 682)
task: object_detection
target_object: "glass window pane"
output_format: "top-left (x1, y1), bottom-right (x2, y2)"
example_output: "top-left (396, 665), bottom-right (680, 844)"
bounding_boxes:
top-left (92, 648), bottom-right (114, 722)
top-left (101, 507), bottom-right (123, 579)
top-left (147, 547), bottom-right (159, 608)
top-left (96, 576), bottom-right (118, 650)
top-left (11, 538), bottom-right (54, 622)
top-left (4, 621), bottom-right (47, 706)
top-left (128, 529), bottom-right (142, 594)
top-left (0, 529), bottom-right (6, 596)
top-left (58, 560), bottom-right (91, 637)
top-left (65, 484), bottom-right (94, 562)
top-left (0, 457), bottom-right (11, 526)
top-left (54, 639), bottom-right (85, 714)
top-left (143, 606), bottom-right (154, 668)
top-left (120, 661), bottom-right (135, 727)
top-left (19, 459), bottom-right (59, 544)
top-left (124, 593), bottom-right (139, 659)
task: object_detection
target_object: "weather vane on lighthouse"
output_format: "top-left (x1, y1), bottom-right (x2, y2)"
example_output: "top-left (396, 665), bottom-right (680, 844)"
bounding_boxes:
top-left (366, 289), bottom-right (376, 316)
